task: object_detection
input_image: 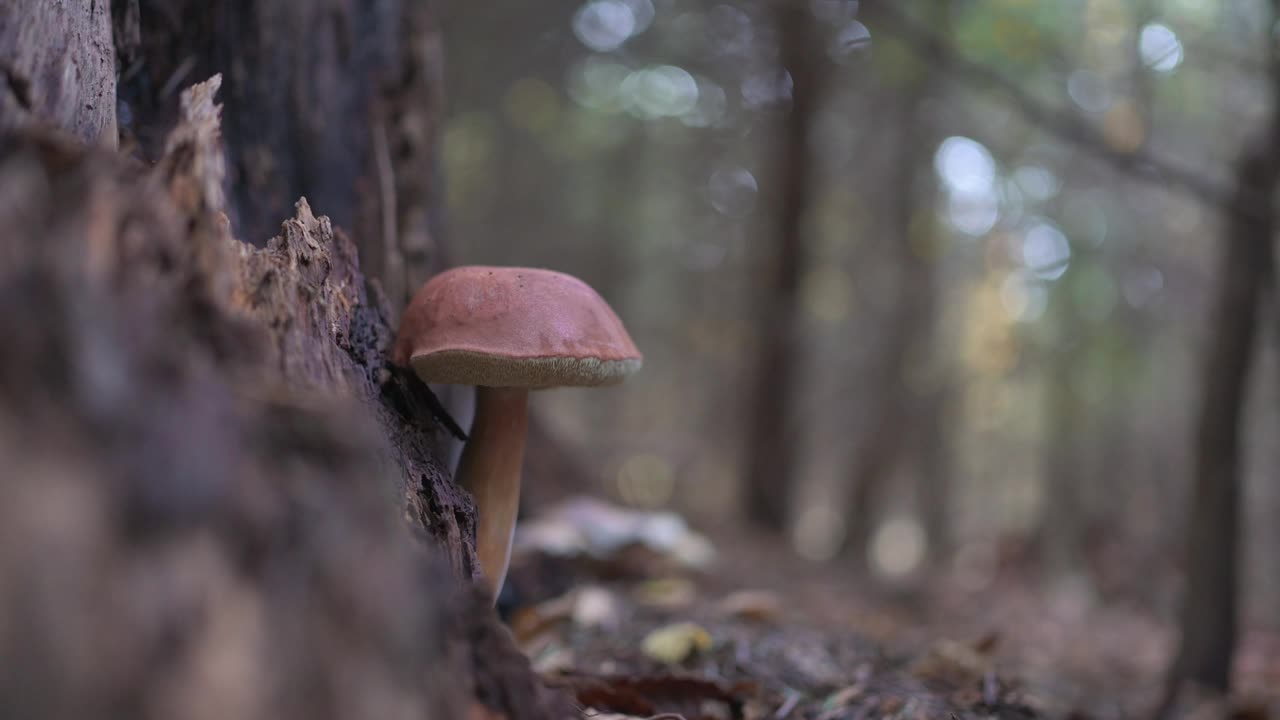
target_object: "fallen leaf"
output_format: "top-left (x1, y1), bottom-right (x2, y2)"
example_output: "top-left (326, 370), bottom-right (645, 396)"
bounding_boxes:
top-left (972, 631), bottom-right (1001, 655)
top-left (908, 638), bottom-right (992, 688)
top-left (642, 622), bottom-right (713, 664)
top-left (528, 641), bottom-right (575, 675)
top-left (468, 702), bottom-right (507, 720)
top-left (573, 585), bottom-right (623, 629)
top-left (509, 590), bottom-right (576, 645)
top-left (549, 672), bottom-right (756, 719)
top-left (819, 683), bottom-right (866, 716)
top-left (717, 590), bottom-right (783, 623)
top-left (633, 578), bottom-right (698, 609)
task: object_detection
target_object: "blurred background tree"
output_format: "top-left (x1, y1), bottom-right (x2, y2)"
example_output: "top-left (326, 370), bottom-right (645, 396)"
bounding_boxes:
top-left (438, 0), bottom-right (1280, 702)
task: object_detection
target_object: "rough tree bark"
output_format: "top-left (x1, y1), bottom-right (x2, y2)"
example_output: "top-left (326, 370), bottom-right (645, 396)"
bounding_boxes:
top-left (0, 0), bottom-right (118, 146)
top-left (110, 0), bottom-right (470, 570)
top-left (115, 0), bottom-right (448, 308)
top-left (743, 2), bottom-right (823, 533)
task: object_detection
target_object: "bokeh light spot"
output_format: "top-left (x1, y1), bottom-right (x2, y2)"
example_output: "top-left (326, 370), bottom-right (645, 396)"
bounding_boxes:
top-left (947, 192), bottom-right (1000, 237)
top-left (706, 4), bottom-right (755, 57)
top-left (1122, 266), bottom-right (1164, 308)
top-left (870, 516), bottom-right (926, 579)
top-left (1021, 221), bottom-right (1072, 280)
top-left (567, 56), bottom-right (632, 113)
top-left (830, 20), bottom-right (872, 59)
top-left (622, 65), bottom-right (700, 119)
top-left (792, 505), bottom-right (845, 562)
top-left (937, 137), bottom-right (1001, 236)
top-left (741, 69), bottom-right (793, 109)
top-left (707, 166), bottom-right (758, 216)
top-left (935, 136), bottom-right (996, 195)
top-left (681, 77), bottom-right (728, 127)
top-left (1140, 23), bottom-right (1183, 73)
top-left (573, 0), bottom-right (639, 52)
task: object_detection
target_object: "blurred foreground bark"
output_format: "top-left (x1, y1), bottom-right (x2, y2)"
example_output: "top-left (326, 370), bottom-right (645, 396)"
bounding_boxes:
top-left (0, 4), bottom-right (566, 718)
top-left (743, 2), bottom-right (824, 533)
top-left (0, 76), bottom-right (563, 720)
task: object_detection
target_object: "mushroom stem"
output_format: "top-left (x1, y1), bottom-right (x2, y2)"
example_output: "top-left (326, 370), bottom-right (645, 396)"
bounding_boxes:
top-left (455, 385), bottom-right (528, 602)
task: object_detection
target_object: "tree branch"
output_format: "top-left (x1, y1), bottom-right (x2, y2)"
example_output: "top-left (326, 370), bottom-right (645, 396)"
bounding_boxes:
top-left (863, 0), bottom-right (1265, 221)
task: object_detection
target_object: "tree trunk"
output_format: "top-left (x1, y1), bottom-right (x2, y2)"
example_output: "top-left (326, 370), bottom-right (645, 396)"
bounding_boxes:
top-left (0, 0), bottom-right (118, 146)
top-left (841, 0), bottom-right (946, 568)
top-left (917, 383), bottom-right (952, 569)
top-left (1039, 339), bottom-right (1086, 576)
top-left (1161, 144), bottom-right (1275, 705)
top-left (115, 0), bottom-right (448, 308)
top-left (1161, 1), bottom-right (1280, 702)
top-left (0, 5), bottom-right (566, 719)
top-left (742, 2), bottom-right (823, 533)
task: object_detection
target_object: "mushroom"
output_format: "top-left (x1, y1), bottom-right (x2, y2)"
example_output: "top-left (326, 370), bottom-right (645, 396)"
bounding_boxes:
top-left (393, 266), bottom-right (642, 600)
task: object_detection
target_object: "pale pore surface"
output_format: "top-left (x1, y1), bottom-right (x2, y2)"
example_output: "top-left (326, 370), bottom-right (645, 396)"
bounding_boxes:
top-left (412, 351), bottom-right (642, 389)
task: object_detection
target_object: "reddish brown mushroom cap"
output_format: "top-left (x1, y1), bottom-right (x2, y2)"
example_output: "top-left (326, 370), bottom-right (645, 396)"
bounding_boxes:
top-left (393, 266), bottom-right (642, 389)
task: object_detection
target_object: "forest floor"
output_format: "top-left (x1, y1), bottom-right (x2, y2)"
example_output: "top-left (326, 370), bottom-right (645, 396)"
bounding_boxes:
top-left (499, 498), bottom-right (1280, 720)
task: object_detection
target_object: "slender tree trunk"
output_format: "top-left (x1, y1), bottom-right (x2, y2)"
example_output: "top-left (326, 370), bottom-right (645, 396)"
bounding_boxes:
top-left (841, 0), bottom-right (946, 566)
top-left (1160, 145), bottom-right (1275, 706)
top-left (1039, 338), bottom-right (1086, 575)
top-left (917, 383), bottom-right (952, 568)
top-left (742, 2), bottom-right (824, 532)
top-left (1160, 2), bottom-right (1280, 703)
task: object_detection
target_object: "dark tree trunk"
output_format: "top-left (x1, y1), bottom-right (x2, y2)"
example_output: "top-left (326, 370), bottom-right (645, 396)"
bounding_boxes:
top-left (112, 0), bottom-right (490, 570)
top-left (110, 0), bottom-right (468, 575)
top-left (841, 0), bottom-right (946, 567)
top-left (1161, 144), bottom-right (1275, 705)
top-left (115, 0), bottom-right (448, 308)
top-left (1160, 2), bottom-right (1280, 703)
top-left (742, 2), bottom-right (823, 533)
